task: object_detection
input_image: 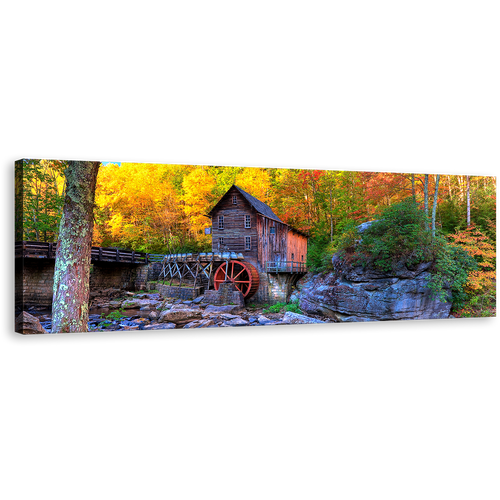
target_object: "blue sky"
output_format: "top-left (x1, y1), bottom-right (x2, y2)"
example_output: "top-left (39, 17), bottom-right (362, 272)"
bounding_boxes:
top-left (102, 161), bottom-right (121, 166)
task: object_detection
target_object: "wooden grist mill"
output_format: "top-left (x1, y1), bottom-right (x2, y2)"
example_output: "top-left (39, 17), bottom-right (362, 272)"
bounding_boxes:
top-left (159, 251), bottom-right (260, 299)
top-left (159, 184), bottom-right (308, 302)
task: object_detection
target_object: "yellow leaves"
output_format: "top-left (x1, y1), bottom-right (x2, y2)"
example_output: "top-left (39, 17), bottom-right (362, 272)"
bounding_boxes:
top-left (181, 168), bottom-right (216, 233)
top-left (94, 163), bottom-right (184, 250)
top-left (108, 213), bottom-right (124, 239)
top-left (235, 168), bottom-right (271, 203)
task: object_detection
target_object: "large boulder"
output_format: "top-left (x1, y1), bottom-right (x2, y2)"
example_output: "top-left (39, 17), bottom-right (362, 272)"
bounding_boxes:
top-left (122, 298), bottom-right (162, 310)
top-left (203, 304), bottom-right (243, 316)
top-left (281, 311), bottom-right (326, 324)
top-left (183, 319), bottom-right (215, 329)
top-left (15, 311), bottom-right (48, 334)
top-left (158, 308), bottom-right (202, 324)
top-left (300, 260), bottom-right (452, 322)
top-left (222, 317), bottom-right (249, 327)
top-left (143, 322), bottom-right (177, 330)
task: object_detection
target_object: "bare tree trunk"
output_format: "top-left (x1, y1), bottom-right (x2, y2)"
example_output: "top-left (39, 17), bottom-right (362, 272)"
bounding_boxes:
top-left (466, 175), bottom-right (471, 226)
top-left (52, 161), bottom-right (100, 333)
top-left (431, 174), bottom-right (440, 237)
top-left (411, 173), bottom-right (416, 202)
top-left (447, 175), bottom-right (453, 200)
top-left (329, 180), bottom-right (333, 242)
top-left (424, 174), bottom-right (429, 230)
top-left (458, 175), bottom-right (464, 202)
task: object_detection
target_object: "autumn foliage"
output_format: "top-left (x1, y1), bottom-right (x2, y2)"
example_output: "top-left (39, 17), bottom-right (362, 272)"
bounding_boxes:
top-left (17, 161), bottom-right (496, 317)
top-left (448, 224), bottom-right (496, 295)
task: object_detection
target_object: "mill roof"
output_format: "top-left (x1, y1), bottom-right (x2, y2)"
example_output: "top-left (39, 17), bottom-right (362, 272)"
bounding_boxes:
top-left (232, 185), bottom-right (283, 223)
top-left (208, 184), bottom-right (308, 237)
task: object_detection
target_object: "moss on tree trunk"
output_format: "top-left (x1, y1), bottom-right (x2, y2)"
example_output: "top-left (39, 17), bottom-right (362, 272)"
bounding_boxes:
top-left (51, 161), bottom-right (100, 333)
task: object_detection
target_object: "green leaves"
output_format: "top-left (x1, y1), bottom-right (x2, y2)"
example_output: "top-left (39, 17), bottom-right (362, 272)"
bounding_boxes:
top-left (427, 240), bottom-right (477, 305)
top-left (16, 159), bottom-right (66, 241)
top-left (352, 198), bottom-right (434, 270)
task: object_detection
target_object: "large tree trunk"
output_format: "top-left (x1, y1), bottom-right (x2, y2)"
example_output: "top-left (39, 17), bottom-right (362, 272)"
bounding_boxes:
top-left (51, 161), bottom-right (100, 333)
top-left (411, 173), bottom-right (416, 202)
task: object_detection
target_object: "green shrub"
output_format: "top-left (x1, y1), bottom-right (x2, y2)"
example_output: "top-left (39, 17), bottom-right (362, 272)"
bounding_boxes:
top-left (103, 309), bottom-right (126, 321)
top-left (426, 238), bottom-right (477, 305)
top-left (263, 302), bottom-right (286, 313)
top-left (306, 234), bottom-right (331, 272)
top-left (262, 301), bottom-right (302, 314)
top-left (351, 198), bottom-right (434, 271)
top-left (333, 220), bottom-right (359, 256)
top-left (284, 302), bottom-right (302, 314)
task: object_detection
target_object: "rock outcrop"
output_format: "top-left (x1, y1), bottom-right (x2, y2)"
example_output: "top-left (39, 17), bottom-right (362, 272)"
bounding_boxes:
top-left (299, 260), bottom-right (452, 322)
top-left (15, 311), bottom-right (48, 334)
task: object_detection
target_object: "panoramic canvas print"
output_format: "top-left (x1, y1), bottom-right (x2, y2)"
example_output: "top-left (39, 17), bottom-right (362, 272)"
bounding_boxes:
top-left (15, 160), bottom-right (496, 334)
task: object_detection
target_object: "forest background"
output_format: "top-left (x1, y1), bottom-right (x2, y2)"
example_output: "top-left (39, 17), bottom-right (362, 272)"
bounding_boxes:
top-left (17, 160), bottom-right (496, 317)
top-left (16, 160), bottom-right (495, 252)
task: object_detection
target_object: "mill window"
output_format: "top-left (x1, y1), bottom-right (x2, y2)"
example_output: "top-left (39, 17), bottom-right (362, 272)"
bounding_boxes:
top-left (218, 215), bottom-right (224, 230)
top-left (301, 255), bottom-right (304, 261)
top-left (270, 227), bottom-right (276, 234)
top-left (245, 215), bottom-right (251, 228)
top-left (245, 236), bottom-right (251, 250)
top-left (219, 237), bottom-right (224, 247)
top-left (232, 195), bottom-right (237, 204)
top-left (291, 253), bottom-right (295, 260)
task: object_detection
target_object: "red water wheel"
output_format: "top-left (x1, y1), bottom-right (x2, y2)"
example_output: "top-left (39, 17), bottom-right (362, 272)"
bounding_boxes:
top-left (213, 260), bottom-right (260, 298)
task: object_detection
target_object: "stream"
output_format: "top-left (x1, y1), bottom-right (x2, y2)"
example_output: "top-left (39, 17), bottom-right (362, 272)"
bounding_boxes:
top-left (31, 308), bottom-right (154, 333)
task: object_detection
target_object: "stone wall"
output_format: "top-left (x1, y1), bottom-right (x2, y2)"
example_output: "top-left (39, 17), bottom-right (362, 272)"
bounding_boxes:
top-left (248, 272), bottom-right (302, 305)
top-left (157, 284), bottom-right (203, 300)
top-left (16, 259), bottom-right (54, 309)
top-left (16, 259), bottom-right (149, 311)
top-left (147, 261), bottom-right (164, 281)
top-left (203, 283), bottom-right (245, 307)
top-left (91, 263), bottom-right (148, 292)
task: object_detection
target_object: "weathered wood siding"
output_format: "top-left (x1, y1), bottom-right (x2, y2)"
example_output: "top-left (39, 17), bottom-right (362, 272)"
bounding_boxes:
top-left (210, 185), bottom-right (308, 274)
top-left (287, 230), bottom-right (308, 263)
top-left (211, 186), bottom-right (258, 265)
top-left (256, 215), bottom-right (288, 270)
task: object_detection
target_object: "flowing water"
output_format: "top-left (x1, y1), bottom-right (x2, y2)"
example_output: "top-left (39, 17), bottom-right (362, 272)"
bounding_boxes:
top-left (29, 308), bottom-right (153, 333)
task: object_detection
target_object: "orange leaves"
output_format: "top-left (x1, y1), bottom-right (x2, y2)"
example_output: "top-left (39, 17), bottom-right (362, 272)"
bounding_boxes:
top-left (448, 224), bottom-right (496, 294)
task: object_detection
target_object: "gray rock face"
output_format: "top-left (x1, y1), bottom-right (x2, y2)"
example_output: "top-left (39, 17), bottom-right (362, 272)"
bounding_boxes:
top-left (300, 260), bottom-right (451, 322)
top-left (355, 220), bottom-right (379, 234)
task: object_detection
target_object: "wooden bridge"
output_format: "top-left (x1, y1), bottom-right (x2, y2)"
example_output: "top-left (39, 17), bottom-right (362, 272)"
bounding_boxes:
top-left (16, 241), bottom-right (149, 264)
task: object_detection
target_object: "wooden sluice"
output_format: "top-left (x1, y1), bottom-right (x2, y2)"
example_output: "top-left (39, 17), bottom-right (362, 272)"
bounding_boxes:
top-left (159, 251), bottom-right (245, 292)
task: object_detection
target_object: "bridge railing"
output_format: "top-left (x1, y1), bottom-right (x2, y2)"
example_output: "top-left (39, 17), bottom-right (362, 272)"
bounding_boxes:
top-left (265, 261), bottom-right (307, 274)
top-left (147, 254), bottom-right (166, 263)
top-left (16, 241), bottom-right (148, 264)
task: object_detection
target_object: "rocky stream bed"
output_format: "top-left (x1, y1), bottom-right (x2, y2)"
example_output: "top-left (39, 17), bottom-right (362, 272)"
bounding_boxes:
top-left (17, 291), bottom-right (330, 334)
